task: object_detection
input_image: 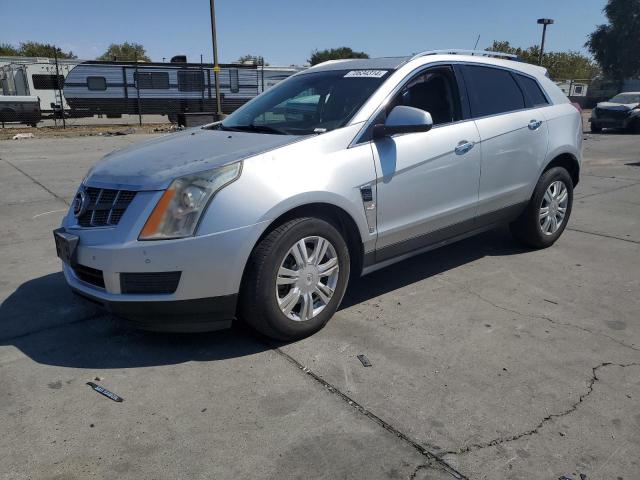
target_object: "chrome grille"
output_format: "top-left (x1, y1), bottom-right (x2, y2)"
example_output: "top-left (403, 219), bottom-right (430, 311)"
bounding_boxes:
top-left (77, 187), bottom-right (137, 227)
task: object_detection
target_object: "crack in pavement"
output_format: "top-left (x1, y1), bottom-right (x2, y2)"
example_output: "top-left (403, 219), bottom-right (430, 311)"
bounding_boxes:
top-left (442, 362), bottom-right (640, 456)
top-left (566, 226), bottom-right (640, 245)
top-left (271, 346), bottom-right (467, 480)
top-left (0, 312), bottom-right (105, 343)
top-left (449, 282), bottom-right (640, 353)
top-left (574, 180), bottom-right (640, 200)
top-left (0, 157), bottom-right (70, 206)
top-left (581, 174), bottom-right (640, 182)
top-left (409, 461), bottom-right (452, 479)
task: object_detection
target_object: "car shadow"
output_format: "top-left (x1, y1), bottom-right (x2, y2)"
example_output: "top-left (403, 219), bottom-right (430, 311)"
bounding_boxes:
top-left (341, 226), bottom-right (526, 309)
top-left (0, 227), bottom-right (528, 370)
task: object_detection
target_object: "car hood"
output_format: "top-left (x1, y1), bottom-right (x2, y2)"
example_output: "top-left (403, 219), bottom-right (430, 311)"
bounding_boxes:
top-left (596, 102), bottom-right (639, 110)
top-left (84, 128), bottom-right (303, 190)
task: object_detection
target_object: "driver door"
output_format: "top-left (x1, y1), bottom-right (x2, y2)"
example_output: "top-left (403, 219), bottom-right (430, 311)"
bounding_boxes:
top-left (371, 65), bottom-right (481, 262)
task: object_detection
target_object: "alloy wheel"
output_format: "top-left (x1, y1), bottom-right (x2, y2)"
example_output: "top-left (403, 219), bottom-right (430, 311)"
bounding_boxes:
top-left (539, 180), bottom-right (569, 235)
top-left (275, 236), bottom-right (340, 322)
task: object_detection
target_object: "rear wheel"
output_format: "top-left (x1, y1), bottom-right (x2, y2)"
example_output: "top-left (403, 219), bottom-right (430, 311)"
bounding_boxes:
top-left (510, 167), bottom-right (573, 249)
top-left (239, 217), bottom-right (350, 341)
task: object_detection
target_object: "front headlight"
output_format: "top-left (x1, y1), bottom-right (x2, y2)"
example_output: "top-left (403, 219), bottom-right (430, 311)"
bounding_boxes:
top-left (139, 162), bottom-right (241, 240)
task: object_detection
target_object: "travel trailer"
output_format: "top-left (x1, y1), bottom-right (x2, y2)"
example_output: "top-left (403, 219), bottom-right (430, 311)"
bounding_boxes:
top-left (63, 61), bottom-right (299, 120)
top-left (1, 57), bottom-right (80, 116)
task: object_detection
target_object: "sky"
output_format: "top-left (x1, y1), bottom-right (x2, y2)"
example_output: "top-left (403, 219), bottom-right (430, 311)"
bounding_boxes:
top-left (1, 0), bottom-right (608, 65)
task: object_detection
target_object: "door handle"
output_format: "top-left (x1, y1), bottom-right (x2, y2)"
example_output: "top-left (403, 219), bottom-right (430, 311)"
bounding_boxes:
top-left (454, 140), bottom-right (474, 155)
top-left (528, 119), bottom-right (543, 130)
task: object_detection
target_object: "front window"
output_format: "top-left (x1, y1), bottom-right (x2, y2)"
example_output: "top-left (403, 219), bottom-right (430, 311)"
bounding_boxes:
top-left (386, 66), bottom-right (461, 125)
top-left (609, 93), bottom-right (640, 104)
top-left (220, 69), bottom-right (391, 135)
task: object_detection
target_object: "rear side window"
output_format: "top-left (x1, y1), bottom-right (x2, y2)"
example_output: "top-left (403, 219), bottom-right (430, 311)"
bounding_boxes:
top-left (463, 65), bottom-right (525, 117)
top-left (87, 76), bottom-right (106, 91)
top-left (516, 74), bottom-right (549, 107)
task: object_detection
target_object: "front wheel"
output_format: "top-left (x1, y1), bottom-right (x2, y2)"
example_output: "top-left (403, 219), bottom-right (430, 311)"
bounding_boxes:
top-left (510, 167), bottom-right (573, 249)
top-left (590, 122), bottom-right (602, 133)
top-left (239, 217), bottom-right (350, 341)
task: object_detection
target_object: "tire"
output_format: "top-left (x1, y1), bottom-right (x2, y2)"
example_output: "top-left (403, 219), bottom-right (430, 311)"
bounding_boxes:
top-left (510, 167), bottom-right (573, 249)
top-left (239, 217), bottom-right (350, 341)
top-left (629, 119), bottom-right (640, 134)
top-left (590, 122), bottom-right (602, 133)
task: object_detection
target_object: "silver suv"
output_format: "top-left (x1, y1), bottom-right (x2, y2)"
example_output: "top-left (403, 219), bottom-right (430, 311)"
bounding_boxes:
top-left (54, 50), bottom-right (582, 340)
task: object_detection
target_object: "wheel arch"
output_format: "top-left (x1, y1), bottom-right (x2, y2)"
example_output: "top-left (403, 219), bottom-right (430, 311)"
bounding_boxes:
top-left (240, 202), bottom-right (366, 300)
top-left (543, 152), bottom-right (580, 187)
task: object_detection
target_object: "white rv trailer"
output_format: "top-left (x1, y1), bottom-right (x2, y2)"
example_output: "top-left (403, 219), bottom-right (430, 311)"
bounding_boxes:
top-left (0, 57), bottom-right (81, 116)
top-left (63, 61), bottom-right (301, 120)
top-left (65, 61), bottom-right (255, 119)
top-left (257, 65), bottom-right (304, 91)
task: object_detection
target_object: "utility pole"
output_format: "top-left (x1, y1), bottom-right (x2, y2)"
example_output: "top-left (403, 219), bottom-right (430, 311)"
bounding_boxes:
top-left (209, 0), bottom-right (223, 119)
top-left (537, 18), bottom-right (554, 65)
top-left (53, 46), bottom-right (66, 128)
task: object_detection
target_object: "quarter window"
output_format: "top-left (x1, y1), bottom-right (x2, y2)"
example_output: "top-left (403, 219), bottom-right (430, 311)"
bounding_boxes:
top-left (178, 71), bottom-right (204, 92)
top-left (32, 74), bottom-right (64, 89)
top-left (388, 66), bottom-right (462, 125)
top-left (135, 72), bottom-right (169, 89)
top-left (516, 74), bottom-right (549, 107)
top-left (87, 76), bottom-right (107, 91)
top-left (463, 65), bottom-right (525, 117)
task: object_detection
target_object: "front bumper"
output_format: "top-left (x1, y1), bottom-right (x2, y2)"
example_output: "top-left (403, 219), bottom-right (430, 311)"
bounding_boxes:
top-left (72, 287), bottom-right (237, 332)
top-left (590, 113), bottom-right (634, 129)
top-left (60, 219), bottom-right (269, 332)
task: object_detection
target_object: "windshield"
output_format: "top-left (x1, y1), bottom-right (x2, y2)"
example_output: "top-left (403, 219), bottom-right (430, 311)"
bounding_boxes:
top-left (221, 69), bottom-right (391, 135)
top-left (609, 93), bottom-right (640, 104)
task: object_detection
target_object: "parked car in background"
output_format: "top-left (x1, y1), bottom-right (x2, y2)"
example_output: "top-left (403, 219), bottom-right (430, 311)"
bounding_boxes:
top-left (55, 49), bottom-right (582, 340)
top-left (589, 92), bottom-right (640, 133)
top-left (0, 95), bottom-right (41, 126)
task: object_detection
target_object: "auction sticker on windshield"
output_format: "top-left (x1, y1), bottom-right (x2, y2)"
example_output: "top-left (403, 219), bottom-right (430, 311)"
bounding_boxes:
top-left (344, 70), bottom-right (388, 78)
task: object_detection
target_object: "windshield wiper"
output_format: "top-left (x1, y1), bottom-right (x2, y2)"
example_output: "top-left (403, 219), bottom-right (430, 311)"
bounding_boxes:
top-left (221, 124), bottom-right (287, 135)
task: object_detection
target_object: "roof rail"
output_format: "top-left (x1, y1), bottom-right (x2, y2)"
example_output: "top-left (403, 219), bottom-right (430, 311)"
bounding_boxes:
top-left (409, 49), bottom-right (519, 61)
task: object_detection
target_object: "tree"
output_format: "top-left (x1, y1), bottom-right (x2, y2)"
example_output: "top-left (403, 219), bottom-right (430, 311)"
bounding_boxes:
top-left (0, 43), bottom-right (20, 56)
top-left (97, 42), bottom-right (150, 62)
top-left (586, 0), bottom-right (640, 82)
top-left (308, 47), bottom-right (369, 66)
top-left (489, 40), bottom-right (600, 80)
top-left (236, 54), bottom-right (267, 65)
top-left (0, 41), bottom-right (76, 58)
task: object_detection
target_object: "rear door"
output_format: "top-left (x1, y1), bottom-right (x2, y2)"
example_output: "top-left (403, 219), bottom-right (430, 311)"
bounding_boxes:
top-left (461, 64), bottom-right (549, 219)
top-left (372, 65), bottom-right (482, 262)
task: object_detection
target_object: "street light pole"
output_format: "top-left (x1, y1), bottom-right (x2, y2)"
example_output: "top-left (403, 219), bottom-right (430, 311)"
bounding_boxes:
top-left (209, 0), bottom-right (223, 119)
top-left (537, 18), bottom-right (554, 65)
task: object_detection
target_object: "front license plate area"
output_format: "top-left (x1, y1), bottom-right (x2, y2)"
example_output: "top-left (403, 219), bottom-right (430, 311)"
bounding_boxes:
top-left (53, 228), bottom-right (79, 266)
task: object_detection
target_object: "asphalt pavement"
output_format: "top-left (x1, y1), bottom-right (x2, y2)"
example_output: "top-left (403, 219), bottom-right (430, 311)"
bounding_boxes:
top-left (1, 129), bottom-right (638, 479)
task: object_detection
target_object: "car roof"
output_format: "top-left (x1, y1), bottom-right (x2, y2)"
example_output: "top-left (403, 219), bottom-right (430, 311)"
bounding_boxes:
top-left (300, 57), bottom-right (410, 73)
top-left (303, 52), bottom-right (547, 79)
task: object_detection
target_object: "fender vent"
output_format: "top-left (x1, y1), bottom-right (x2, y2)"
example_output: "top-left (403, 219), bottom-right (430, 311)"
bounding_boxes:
top-left (360, 186), bottom-right (373, 202)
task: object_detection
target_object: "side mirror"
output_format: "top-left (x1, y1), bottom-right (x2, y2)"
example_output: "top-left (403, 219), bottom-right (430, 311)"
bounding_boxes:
top-left (373, 105), bottom-right (433, 138)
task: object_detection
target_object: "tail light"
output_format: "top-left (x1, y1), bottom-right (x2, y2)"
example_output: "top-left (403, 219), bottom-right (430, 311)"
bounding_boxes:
top-left (571, 102), bottom-right (582, 113)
